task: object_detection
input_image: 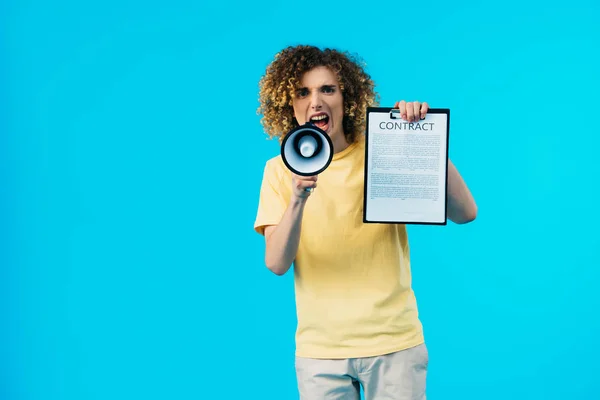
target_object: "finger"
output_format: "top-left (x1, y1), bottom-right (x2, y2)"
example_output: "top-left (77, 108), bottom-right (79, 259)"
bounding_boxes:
top-left (299, 181), bottom-right (317, 196)
top-left (296, 174), bottom-right (318, 182)
top-left (301, 179), bottom-right (317, 190)
top-left (293, 173), bottom-right (317, 179)
top-left (412, 101), bottom-right (421, 122)
top-left (405, 102), bottom-right (414, 122)
top-left (413, 102), bottom-right (420, 121)
top-left (395, 100), bottom-right (407, 120)
top-left (420, 101), bottom-right (429, 120)
top-left (293, 176), bottom-right (317, 188)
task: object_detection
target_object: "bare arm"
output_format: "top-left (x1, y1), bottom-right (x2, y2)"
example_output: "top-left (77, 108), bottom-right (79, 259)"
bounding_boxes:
top-left (447, 159), bottom-right (477, 224)
top-left (263, 197), bottom-right (307, 275)
top-left (263, 173), bottom-right (317, 276)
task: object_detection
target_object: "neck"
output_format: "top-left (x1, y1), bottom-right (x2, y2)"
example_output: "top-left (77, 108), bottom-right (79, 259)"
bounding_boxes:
top-left (332, 134), bottom-right (350, 154)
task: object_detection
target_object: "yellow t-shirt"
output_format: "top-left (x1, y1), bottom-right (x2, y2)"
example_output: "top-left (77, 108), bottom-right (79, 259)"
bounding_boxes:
top-left (254, 135), bottom-right (424, 359)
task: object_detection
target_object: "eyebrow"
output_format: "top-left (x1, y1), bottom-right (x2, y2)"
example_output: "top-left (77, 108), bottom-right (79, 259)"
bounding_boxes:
top-left (296, 84), bottom-right (337, 92)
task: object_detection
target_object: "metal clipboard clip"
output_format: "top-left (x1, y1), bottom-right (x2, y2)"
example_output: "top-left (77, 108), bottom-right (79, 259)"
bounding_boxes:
top-left (389, 109), bottom-right (402, 119)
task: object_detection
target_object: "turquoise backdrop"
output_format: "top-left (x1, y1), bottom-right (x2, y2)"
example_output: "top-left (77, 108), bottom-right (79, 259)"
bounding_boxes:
top-left (2, 1), bottom-right (599, 399)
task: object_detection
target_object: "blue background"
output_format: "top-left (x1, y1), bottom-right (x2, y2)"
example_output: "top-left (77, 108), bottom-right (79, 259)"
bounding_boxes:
top-left (2, 0), bottom-right (599, 399)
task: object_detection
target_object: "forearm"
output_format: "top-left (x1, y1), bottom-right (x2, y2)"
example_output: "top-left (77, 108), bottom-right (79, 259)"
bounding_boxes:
top-left (265, 198), bottom-right (307, 275)
top-left (447, 159), bottom-right (477, 224)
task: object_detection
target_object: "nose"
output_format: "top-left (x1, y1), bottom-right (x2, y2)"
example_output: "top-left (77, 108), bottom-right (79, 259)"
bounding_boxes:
top-left (309, 90), bottom-right (322, 110)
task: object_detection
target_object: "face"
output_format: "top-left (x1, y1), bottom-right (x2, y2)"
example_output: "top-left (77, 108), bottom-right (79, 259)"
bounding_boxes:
top-left (292, 66), bottom-right (345, 146)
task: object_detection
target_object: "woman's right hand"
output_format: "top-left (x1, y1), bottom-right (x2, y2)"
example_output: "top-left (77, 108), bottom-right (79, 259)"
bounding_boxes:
top-left (292, 173), bottom-right (318, 200)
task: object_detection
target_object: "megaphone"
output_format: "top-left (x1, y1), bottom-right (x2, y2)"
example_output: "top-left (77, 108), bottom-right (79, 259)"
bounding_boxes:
top-left (281, 123), bottom-right (334, 176)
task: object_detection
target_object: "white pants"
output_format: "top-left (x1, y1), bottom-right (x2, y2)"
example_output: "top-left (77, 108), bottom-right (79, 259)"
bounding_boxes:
top-left (295, 343), bottom-right (428, 400)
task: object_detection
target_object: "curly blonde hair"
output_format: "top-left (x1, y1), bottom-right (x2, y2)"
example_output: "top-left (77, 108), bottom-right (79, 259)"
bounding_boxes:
top-left (257, 45), bottom-right (379, 144)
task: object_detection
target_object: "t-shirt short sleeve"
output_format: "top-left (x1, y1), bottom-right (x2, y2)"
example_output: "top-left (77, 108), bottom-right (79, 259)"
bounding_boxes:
top-left (254, 159), bottom-right (288, 236)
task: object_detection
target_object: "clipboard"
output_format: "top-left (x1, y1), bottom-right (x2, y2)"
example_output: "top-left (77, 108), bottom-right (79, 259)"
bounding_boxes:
top-left (363, 107), bottom-right (450, 225)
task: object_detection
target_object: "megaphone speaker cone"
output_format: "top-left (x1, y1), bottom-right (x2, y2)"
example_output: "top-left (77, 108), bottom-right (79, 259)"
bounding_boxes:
top-left (281, 123), bottom-right (334, 176)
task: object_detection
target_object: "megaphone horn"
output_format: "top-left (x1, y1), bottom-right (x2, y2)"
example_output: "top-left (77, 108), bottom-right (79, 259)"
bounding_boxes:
top-left (281, 123), bottom-right (334, 176)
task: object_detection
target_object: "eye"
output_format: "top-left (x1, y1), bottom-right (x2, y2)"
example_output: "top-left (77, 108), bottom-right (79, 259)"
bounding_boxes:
top-left (322, 86), bottom-right (335, 93)
top-left (296, 88), bottom-right (308, 98)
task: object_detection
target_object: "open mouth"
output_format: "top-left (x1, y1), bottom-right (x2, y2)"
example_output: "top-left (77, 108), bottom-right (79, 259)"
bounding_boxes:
top-left (309, 113), bottom-right (330, 131)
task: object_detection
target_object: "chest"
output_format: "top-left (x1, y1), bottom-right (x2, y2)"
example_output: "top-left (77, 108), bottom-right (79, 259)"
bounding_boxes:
top-left (306, 166), bottom-right (364, 221)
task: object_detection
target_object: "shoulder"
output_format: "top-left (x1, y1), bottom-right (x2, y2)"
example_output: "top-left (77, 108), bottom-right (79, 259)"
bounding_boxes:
top-left (264, 154), bottom-right (286, 174)
top-left (262, 154), bottom-right (290, 185)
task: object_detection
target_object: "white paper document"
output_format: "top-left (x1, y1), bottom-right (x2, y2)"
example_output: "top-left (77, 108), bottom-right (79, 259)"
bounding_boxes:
top-left (363, 108), bottom-right (449, 225)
